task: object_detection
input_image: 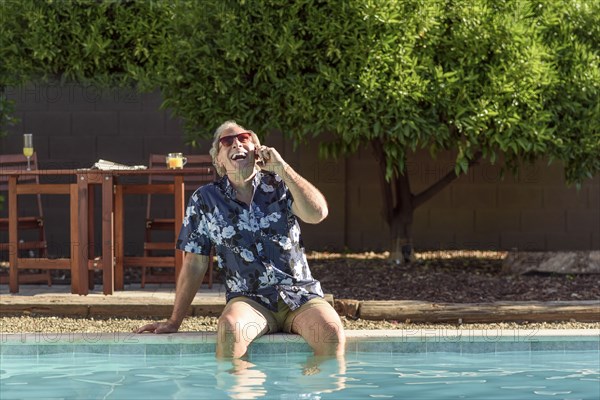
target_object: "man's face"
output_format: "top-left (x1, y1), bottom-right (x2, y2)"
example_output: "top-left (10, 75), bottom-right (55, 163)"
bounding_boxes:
top-left (217, 127), bottom-right (257, 175)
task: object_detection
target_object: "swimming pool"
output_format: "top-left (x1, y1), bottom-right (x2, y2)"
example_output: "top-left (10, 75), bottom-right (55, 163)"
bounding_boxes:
top-left (2, 330), bottom-right (598, 399)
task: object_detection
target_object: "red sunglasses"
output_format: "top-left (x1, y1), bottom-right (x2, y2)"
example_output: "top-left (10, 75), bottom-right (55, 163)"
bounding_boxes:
top-left (218, 132), bottom-right (253, 147)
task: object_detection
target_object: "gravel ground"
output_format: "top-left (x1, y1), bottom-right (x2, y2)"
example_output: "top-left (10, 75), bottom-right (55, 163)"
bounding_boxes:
top-left (1, 315), bottom-right (598, 334)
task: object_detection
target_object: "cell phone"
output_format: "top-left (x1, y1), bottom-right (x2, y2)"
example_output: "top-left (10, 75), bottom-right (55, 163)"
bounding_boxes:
top-left (255, 150), bottom-right (265, 166)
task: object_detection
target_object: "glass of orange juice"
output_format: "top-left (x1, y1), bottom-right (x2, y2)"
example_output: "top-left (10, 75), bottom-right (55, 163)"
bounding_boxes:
top-left (166, 153), bottom-right (187, 169)
top-left (23, 133), bottom-right (33, 170)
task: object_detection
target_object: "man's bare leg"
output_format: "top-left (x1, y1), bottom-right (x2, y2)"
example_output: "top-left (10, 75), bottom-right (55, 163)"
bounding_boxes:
top-left (216, 301), bottom-right (270, 358)
top-left (291, 305), bottom-right (346, 356)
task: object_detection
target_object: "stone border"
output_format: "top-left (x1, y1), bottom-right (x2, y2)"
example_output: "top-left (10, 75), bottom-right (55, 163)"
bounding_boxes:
top-left (502, 250), bottom-right (600, 274)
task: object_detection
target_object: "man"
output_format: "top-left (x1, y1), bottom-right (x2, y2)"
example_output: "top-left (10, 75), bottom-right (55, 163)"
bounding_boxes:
top-left (136, 120), bottom-right (346, 359)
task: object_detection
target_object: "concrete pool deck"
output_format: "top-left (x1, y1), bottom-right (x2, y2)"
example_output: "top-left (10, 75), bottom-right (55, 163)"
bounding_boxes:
top-left (0, 283), bottom-right (227, 318)
top-left (1, 283), bottom-right (599, 323)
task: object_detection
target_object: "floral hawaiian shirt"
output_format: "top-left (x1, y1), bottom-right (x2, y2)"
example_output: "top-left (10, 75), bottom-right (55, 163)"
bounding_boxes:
top-left (176, 170), bottom-right (324, 311)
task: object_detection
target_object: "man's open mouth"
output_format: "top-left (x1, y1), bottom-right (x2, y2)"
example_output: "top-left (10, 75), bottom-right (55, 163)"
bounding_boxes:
top-left (231, 153), bottom-right (247, 161)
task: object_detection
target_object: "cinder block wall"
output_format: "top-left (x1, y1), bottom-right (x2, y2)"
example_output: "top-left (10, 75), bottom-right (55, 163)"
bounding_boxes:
top-left (364, 150), bottom-right (599, 252)
top-left (1, 83), bottom-right (598, 255)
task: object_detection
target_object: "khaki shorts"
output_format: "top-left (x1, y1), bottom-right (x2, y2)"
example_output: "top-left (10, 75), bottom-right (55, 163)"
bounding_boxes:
top-left (224, 296), bottom-right (332, 333)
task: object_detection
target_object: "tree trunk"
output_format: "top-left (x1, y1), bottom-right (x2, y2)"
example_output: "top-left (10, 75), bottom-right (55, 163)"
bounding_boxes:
top-left (372, 139), bottom-right (482, 265)
top-left (389, 173), bottom-right (415, 264)
top-left (372, 140), bottom-right (415, 265)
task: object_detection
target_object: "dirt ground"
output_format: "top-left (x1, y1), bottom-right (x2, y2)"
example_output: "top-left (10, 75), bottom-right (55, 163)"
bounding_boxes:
top-left (307, 251), bottom-right (600, 303)
top-left (22, 250), bottom-right (598, 304)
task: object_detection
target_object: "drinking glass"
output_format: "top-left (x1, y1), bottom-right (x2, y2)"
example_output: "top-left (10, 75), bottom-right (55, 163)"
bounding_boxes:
top-left (23, 133), bottom-right (33, 171)
top-left (166, 153), bottom-right (187, 169)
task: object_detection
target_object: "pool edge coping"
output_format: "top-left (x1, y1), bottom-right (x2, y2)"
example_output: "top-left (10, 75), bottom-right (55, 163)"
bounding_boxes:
top-left (1, 328), bottom-right (598, 345)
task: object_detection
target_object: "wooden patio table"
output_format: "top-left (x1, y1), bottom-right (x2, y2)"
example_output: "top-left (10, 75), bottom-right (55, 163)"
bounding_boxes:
top-left (4, 167), bottom-right (213, 295)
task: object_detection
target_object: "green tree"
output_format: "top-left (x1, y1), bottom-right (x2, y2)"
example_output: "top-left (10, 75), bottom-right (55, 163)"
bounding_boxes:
top-left (158, 0), bottom-right (599, 262)
top-left (0, 0), bottom-right (174, 136)
top-left (2, 0), bottom-right (598, 260)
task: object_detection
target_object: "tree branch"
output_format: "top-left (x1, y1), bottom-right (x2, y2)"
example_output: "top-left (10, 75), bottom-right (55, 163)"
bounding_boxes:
top-left (412, 150), bottom-right (483, 209)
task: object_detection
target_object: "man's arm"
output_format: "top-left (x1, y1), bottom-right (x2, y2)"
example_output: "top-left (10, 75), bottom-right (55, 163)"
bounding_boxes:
top-left (136, 252), bottom-right (209, 333)
top-left (257, 146), bottom-right (328, 224)
top-left (281, 163), bottom-right (328, 224)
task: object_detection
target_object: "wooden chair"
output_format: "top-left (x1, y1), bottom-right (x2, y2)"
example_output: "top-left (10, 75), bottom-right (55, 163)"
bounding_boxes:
top-left (0, 153), bottom-right (51, 285)
top-left (142, 154), bottom-right (217, 288)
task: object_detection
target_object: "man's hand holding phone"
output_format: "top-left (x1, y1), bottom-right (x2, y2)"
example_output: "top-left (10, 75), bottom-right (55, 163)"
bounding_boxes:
top-left (255, 146), bottom-right (287, 174)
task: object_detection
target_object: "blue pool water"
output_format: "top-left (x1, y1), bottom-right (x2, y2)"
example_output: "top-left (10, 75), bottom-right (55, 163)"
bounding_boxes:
top-left (1, 348), bottom-right (598, 399)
